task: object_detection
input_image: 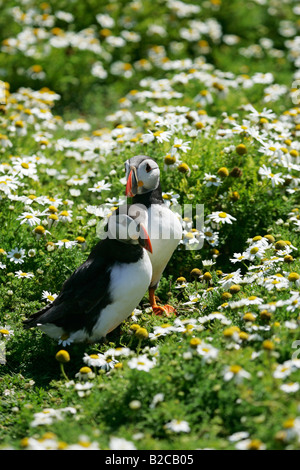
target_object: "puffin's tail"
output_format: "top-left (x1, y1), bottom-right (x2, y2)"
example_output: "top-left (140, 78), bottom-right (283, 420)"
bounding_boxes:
top-left (23, 303), bottom-right (53, 329)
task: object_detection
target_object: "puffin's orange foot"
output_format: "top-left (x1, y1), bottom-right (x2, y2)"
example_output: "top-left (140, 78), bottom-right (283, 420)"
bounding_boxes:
top-left (152, 305), bottom-right (177, 317)
top-left (162, 304), bottom-right (177, 315)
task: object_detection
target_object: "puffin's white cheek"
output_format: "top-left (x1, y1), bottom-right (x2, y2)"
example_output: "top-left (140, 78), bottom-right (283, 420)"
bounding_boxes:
top-left (143, 174), bottom-right (157, 189)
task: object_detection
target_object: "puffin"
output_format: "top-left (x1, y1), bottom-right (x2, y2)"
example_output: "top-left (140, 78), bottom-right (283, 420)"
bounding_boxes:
top-left (23, 211), bottom-right (153, 344)
top-left (124, 155), bottom-right (182, 316)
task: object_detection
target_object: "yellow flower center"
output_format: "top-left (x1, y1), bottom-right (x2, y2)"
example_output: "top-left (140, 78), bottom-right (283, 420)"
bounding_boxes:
top-left (229, 365), bottom-right (242, 374)
top-left (288, 272), bottom-right (300, 282)
top-left (185, 232), bottom-right (194, 239)
top-left (35, 226), bottom-right (45, 234)
top-left (0, 329), bottom-right (10, 335)
top-left (243, 313), bottom-right (255, 322)
top-left (248, 439), bottom-right (262, 450)
top-left (55, 349), bottom-right (70, 363)
top-left (263, 340), bottom-right (274, 350)
top-left (283, 419), bottom-right (295, 429)
top-left (79, 367), bottom-right (92, 374)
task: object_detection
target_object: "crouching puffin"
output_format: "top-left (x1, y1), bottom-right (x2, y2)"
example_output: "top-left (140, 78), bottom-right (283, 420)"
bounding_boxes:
top-left (23, 212), bottom-right (152, 344)
top-left (125, 155), bottom-right (182, 316)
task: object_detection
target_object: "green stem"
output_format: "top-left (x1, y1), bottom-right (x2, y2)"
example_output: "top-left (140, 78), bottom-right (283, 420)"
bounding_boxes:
top-left (60, 363), bottom-right (69, 381)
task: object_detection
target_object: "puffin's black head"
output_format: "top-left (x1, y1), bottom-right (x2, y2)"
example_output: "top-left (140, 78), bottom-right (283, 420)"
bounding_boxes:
top-left (125, 155), bottom-right (160, 197)
top-left (107, 212), bottom-right (152, 253)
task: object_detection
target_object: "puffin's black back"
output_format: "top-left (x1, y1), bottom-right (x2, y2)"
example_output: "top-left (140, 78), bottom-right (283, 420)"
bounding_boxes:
top-left (23, 237), bottom-right (144, 335)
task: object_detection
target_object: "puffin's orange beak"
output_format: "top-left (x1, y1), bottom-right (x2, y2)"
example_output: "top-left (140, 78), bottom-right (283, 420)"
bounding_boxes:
top-left (125, 169), bottom-right (134, 197)
top-left (138, 223), bottom-right (152, 254)
top-left (125, 167), bottom-right (138, 197)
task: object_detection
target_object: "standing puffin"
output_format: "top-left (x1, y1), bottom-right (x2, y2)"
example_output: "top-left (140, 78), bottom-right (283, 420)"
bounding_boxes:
top-left (23, 212), bottom-right (152, 344)
top-left (125, 155), bottom-right (182, 316)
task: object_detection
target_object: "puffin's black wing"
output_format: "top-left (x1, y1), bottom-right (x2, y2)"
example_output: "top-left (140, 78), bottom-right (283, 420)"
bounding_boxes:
top-left (23, 240), bottom-right (113, 333)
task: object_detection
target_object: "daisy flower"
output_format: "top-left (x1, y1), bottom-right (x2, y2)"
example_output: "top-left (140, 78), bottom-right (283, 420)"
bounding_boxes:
top-left (196, 342), bottom-right (219, 363)
top-left (42, 291), bottom-right (58, 303)
top-left (0, 131), bottom-right (12, 147)
top-left (75, 367), bottom-right (95, 381)
top-left (286, 293), bottom-right (300, 312)
top-left (244, 244), bottom-right (267, 261)
top-left (56, 239), bottom-right (78, 249)
top-left (12, 158), bottom-right (38, 180)
top-left (15, 271), bottom-right (34, 279)
top-left (182, 293), bottom-right (201, 305)
top-left (273, 361), bottom-right (293, 379)
top-left (74, 382), bottom-right (94, 397)
top-left (280, 383), bottom-right (300, 393)
top-left (228, 431), bottom-right (250, 442)
top-left (149, 393), bottom-right (165, 409)
top-left (258, 164), bottom-right (285, 187)
top-left (17, 209), bottom-right (42, 227)
top-left (218, 269), bottom-right (243, 289)
top-left (127, 354), bottom-right (156, 372)
top-left (235, 439), bottom-right (266, 450)
top-left (85, 351), bottom-right (118, 371)
top-left (170, 137), bottom-right (191, 155)
top-left (0, 175), bottom-right (20, 195)
top-left (88, 180), bottom-right (112, 193)
top-left (262, 274), bottom-right (289, 291)
top-left (83, 353), bottom-right (109, 368)
top-left (230, 252), bottom-right (248, 263)
top-left (7, 247), bottom-right (26, 264)
top-left (162, 191), bottom-right (180, 207)
top-left (0, 325), bottom-right (14, 340)
top-left (223, 365), bottom-right (251, 383)
top-left (59, 210), bottom-right (73, 224)
top-left (141, 129), bottom-right (173, 144)
top-left (207, 211), bottom-right (236, 225)
top-left (58, 334), bottom-right (74, 347)
top-left (30, 407), bottom-right (77, 428)
top-left (203, 173), bottom-right (222, 187)
top-left (164, 419), bottom-right (191, 433)
top-left (104, 347), bottom-right (132, 360)
top-left (109, 437), bottom-right (136, 451)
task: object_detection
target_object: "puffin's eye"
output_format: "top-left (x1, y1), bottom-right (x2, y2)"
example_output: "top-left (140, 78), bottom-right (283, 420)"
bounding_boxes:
top-left (146, 163), bottom-right (152, 173)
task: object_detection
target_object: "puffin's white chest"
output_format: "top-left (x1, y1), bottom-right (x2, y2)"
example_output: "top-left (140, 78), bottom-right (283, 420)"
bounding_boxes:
top-left (90, 250), bottom-right (152, 341)
top-left (146, 204), bottom-right (182, 287)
